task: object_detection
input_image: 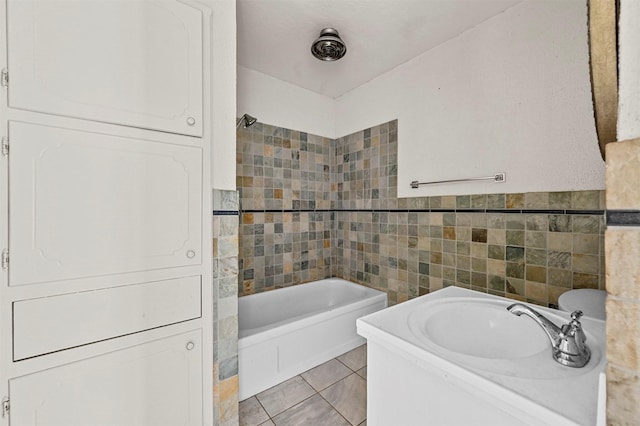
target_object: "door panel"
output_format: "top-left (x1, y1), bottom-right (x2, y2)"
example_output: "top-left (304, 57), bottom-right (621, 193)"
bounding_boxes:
top-left (9, 121), bottom-right (202, 286)
top-left (7, 0), bottom-right (203, 136)
top-left (13, 276), bottom-right (202, 360)
top-left (10, 330), bottom-right (203, 426)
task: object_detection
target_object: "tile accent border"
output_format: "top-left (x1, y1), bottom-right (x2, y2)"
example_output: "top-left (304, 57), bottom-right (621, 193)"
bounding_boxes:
top-left (606, 210), bottom-right (640, 226)
top-left (241, 208), bottom-right (605, 215)
top-left (214, 210), bottom-right (240, 216)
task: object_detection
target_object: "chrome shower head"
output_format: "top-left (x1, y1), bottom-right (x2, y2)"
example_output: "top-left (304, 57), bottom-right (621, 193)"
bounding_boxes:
top-left (311, 28), bottom-right (347, 61)
top-left (236, 114), bottom-right (257, 129)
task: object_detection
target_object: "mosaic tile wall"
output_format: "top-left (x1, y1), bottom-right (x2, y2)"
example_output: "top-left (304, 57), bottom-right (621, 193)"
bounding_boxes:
top-left (332, 121), bottom-right (606, 307)
top-left (237, 120), bottom-right (606, 308)
top-left (236, 123), bottom-right (331, 211)
top-left (333, 208), bottom-right (605, 307)
top-left (212, 189), bottom-right (240, 426)
top-left (238, 211), bottom-right (333, 295)
top-left (237, 123), bottom-right (334, 296)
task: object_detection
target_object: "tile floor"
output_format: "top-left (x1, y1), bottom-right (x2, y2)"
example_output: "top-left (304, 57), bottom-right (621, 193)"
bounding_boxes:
top-left (239, 344), bottom-right (368, 426)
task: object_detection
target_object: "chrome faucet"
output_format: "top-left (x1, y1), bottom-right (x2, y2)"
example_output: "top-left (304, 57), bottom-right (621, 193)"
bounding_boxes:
top-left (507, 303), bottom-right (591, 368)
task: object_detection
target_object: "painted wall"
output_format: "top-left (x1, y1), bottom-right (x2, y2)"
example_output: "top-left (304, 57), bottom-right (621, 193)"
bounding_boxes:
top-left (237, 66), bottom-right (335, 139)
top-left (333, 0), bottom-right (605, 197)
top-left (237, 2), bottom-right (605, 198)
top-left (210, 0), bottom-right (237, 191)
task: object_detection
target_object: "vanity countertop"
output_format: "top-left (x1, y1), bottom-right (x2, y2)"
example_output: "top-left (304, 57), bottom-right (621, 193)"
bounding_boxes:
top-left (357, 287), bottom-right (606, 426)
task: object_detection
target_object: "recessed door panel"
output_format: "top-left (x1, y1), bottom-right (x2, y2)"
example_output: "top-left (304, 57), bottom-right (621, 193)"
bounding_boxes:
top-left (10, 330), bottom-right (203, 426)
top-left (9, 121), bottom-right (202, 286)
top-left (13, 276), bottom-right (202, 360)
top-left (7, 0), bottom-right (203, 136)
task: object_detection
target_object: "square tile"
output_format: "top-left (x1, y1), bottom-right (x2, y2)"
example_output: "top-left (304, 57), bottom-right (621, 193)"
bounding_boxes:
top-left (605, 228), bottom-right (640, 299)
top-left (606, 364), bottom-right (640, 425)
top-left (607, 297), bottom-right (640, 371)
top-left (256, 376), bottom-right (316, 417)
top-left (272, 394), bottom-right (349, 426)
top-left (240, 397), bottom-right (269, 426)
top-left (337, 345), bottom-right (367, 371)
top-left (320, 373), bottom-right (367, 426)
top-left (301, 359), bottom-right (353, 392)
top-left (606, 140), bottom-right (640, 208)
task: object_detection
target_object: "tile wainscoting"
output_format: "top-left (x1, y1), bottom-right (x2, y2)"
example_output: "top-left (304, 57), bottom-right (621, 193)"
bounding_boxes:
top-left (237, 120), bottom-right (605, 308)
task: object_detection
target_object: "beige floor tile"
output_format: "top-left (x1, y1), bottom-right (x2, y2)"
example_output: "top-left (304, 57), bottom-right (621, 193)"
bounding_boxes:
top-left (320, 373), bottom-right (367, 425)
top-left (358, 421), bottom-right (366, 426)
top-left (256, 376), bottom-right (316, 417)
top-left (239, 397), bottom-right (270, 426)
top-left (337, 345), bottom-right (367, 371)
top-left (301, 359), bottom-right (353, 391)
top-left (355, 366), bottom-right (367, 380)
top-left (258, 421), bottom-right (275, 426)
top-left (272, 394), bottom-right (349, 426)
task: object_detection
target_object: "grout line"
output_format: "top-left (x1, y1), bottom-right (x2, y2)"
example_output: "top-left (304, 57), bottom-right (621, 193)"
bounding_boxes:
top-left (243, 348), bottom-right (368, 425)
top-left (267, 386), bottom-right (341, 425)
top-left (317, 390), bottom-right (357, 426)
top-left (299, 363), bottom-right (350, 393)
top-left (318, 372), bottom-right (366, 426)
top-left (253, 395), bottom-right (271, 426)
top-left (335, 357), bottom-right (355, 372)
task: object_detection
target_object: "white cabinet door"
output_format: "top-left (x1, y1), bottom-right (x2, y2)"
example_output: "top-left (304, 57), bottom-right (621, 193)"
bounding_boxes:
top-left (9, 121), bottom-right (202, 286)
top-left (13, 276), bottom-right (201, 360)
top-left (7, 0), bottom-right (204, 137)
top-left (9, 330), bottom-right (203, 426)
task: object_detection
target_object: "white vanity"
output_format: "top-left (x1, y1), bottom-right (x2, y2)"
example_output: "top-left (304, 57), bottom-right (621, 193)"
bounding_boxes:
top-left (357, 287), bottom-right (606, 426)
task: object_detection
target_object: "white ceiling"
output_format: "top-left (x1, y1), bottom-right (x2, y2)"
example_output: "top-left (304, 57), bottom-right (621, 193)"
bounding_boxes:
top-left (237, 0), bottom-right (522, 99)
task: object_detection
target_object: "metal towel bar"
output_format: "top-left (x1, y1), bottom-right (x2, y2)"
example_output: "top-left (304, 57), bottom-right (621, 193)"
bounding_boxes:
top-left (410, 172), bottom-right (506, 189)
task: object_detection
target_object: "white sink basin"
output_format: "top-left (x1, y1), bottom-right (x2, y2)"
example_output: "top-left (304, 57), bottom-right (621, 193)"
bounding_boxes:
top-left (357, 287), bottom-right (607, 426)
top-left (409, 299), bottom-right (549, 359)
top-left (406, 296), bottom-right (602, 379)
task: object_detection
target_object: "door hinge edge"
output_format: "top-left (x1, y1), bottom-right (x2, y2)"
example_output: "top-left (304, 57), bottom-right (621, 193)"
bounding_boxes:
top-left (1, 137), bottom-right (8, 156)
top-left (1, 398), bottom-right (8, 418)
top-left (1, 249), bottom-right (8, 270)
top-left (1, 69), bottom-right (7, 88)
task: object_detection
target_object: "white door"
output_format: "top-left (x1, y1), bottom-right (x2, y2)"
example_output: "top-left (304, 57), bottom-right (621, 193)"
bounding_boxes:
top-left (9, 121), bottom-right (203, 286)
top-left (9, 330), bottom-right (203, 426)
top-left (6, 0), bottom-right (204, 137)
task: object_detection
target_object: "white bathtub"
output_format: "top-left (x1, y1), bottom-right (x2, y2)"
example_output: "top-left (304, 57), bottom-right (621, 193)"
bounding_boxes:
top-left (238, 278), bottom-right (387, 400)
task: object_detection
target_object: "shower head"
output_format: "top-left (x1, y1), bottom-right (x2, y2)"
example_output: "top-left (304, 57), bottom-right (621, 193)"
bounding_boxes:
top-left (236, 114), bottom-right (257, 129)
top-left (311, 28), bottom-right (347, 61)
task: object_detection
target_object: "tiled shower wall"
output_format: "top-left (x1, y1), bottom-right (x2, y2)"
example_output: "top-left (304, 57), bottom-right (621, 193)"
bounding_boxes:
top-left (237, 124), bottom-right (333, 296)
top-left (237, 121), bottom-right (605, 307)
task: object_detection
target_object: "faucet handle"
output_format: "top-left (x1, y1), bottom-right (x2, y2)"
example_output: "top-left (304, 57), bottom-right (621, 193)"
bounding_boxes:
top-left (568, 311), bottom-right (586, 337)
top-left (555, 309), bottom-right (591, 367)
top-left (563, 310), bottom-right (587, 345)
